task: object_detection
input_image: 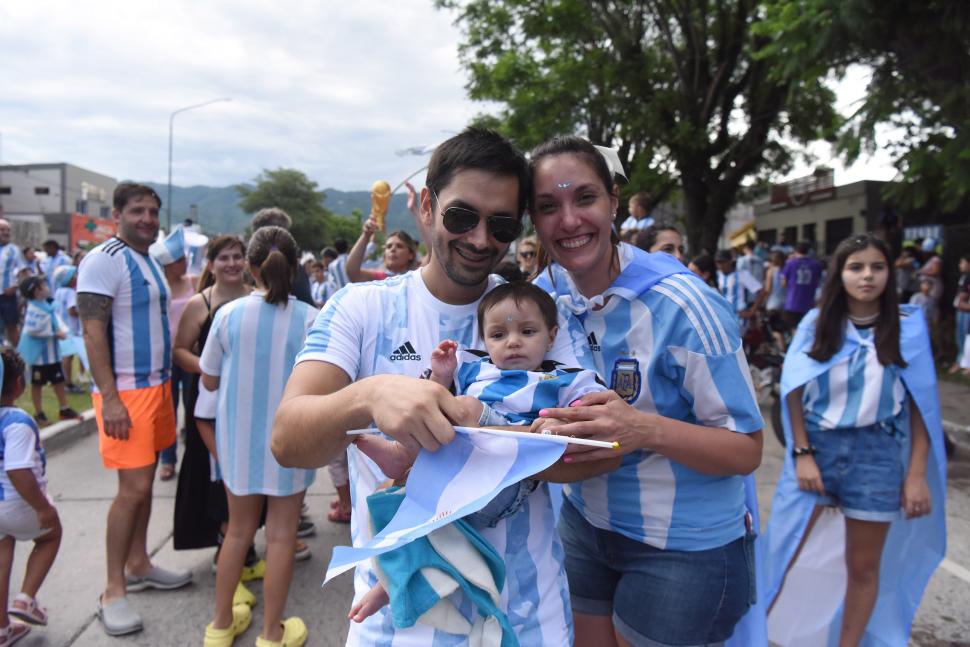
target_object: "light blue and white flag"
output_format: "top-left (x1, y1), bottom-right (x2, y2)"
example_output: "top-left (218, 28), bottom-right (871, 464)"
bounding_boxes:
top-left (324, 428), bottom-right (565, 583)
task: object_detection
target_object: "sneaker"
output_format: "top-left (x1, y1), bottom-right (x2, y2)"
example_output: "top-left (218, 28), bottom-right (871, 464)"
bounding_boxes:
top-left (296, 517), bottom-right (316, 538)
top-left (255, 616), bottom-right (307, 647)
top-left (97, 595), bottom-right (143, 636)
top-left (59, 407), bottom-right (81, 420)
top-left (34, 412), bottom-right (48, 425)
top-left (204, 604), bottom-right (252, 647)
top-left (294, 541), bottom-right (311, 562)
top-left (125, 565), bottom-right (192, 592)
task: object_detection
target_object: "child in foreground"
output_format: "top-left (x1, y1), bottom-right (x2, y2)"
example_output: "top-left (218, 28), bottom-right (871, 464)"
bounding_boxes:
top-left (350, 281), bottom-right (605, 622)
top-left (0, 348), bottom-right (62, 646)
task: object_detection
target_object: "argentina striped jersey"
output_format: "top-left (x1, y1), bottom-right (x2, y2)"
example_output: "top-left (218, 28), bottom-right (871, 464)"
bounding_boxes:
top-left (454, 351), bottom-right (606, 424)
top-left (802, 322), bottom-right (906, 430)
top-left (717, 268), bottom-right (762, 312)
top-left (296, 269), bottom-right (590, 647)
top-left (0, 243), bottom-right (23, 292)
top-left (21, 301), bottom-right (61, 365)
top-left (560, 245), bottom-right (764, 551)
top-left (327, 253), bottom-right (350, 290)
top-left (43, 251), bottom-right (71, 292)
top-left (77, 237), bottom-right (171, 390)
top-left (0, 408), bottom-right (46, 503)
top-left (200, 293), bottom-right (318, 496)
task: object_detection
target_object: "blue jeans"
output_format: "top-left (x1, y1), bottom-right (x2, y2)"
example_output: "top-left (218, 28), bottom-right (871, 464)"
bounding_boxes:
top-left (956, 310), bottom-right (970, 361)
top-left (159, 365), bottom-right (191, 466)
top-left (558, 498), bottom-right (754, 646)
top-left (808, 419), bottom-right (904, 522)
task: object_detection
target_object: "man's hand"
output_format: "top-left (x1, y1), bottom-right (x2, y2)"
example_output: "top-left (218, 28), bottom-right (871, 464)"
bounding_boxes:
top-left (101, 394), bottom-right (133, 440)
top-left (367, 376), bottom-right (465, 454)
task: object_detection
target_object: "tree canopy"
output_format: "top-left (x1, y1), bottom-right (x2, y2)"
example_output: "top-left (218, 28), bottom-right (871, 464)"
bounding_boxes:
top-left (759, 0), bottom-right (970, 212)
top-left (438, 0), bottom-right (840, 252)
top-left (236, 168), bottom-right (361, 253)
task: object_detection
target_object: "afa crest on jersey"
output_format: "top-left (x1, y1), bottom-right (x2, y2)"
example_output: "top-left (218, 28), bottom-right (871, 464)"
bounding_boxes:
top-left (610, 358), bottom-right (641, 402)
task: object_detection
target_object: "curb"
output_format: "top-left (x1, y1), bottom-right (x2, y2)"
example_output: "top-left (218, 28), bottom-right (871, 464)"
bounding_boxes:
top-left (41, 408), bottom-right (98, 455)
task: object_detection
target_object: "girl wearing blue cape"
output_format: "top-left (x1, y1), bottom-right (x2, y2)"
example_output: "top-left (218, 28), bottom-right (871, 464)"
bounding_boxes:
top-left (765, 233), bottom-right (946, 647)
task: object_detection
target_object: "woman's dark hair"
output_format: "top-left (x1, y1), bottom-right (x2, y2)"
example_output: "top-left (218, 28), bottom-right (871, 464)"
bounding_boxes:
top-left (528, 136), bottom-right (620, 289)
top-left (809, 233), bottom-right (905, 367)
top-left (689, 253), bottom-right (716, 286)
top-left (1, 348), bottom-right (25, 398)
top-left (386, 230), bottom-right (419, 270)
top-left (247, 226), bottom-right (298, 306)
top-left (477, 281), bottom-right (558, 337)
top-left (198, 235), bottom-right (246, 292)
top-left (769, 250), bottom-right (786, 267)
top-left (634, 225), bottom-right (681, 253)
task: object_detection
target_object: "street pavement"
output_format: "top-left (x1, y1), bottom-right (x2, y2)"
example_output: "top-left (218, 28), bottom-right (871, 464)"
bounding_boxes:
top-left (9, 379), bottom-right (970, 646)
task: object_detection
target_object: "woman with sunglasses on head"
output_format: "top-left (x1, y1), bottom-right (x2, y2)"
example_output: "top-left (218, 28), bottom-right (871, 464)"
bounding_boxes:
top-left (346, 216), bottom-right (420, 283)
top-left (528, 136), bottom-right (764, 647)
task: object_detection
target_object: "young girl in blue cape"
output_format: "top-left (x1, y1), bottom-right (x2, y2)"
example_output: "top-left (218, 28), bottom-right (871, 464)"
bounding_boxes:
top-left (765, 233), bottom-right (946, 647)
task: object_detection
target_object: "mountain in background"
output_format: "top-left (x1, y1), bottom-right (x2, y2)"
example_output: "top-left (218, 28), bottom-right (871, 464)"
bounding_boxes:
top-left (143, 182), bottom-right (418, 237)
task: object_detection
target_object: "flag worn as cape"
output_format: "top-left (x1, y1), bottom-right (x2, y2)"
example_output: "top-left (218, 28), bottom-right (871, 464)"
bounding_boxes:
top-left (17, 300), bottom-right (66, 367)
top-left (764, 305), bottom-right (947, 646)
top-left (324, 428), bottom-right (565, 583)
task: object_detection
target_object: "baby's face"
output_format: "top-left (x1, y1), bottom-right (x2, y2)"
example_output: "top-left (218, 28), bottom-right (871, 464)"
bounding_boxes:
top-left (482, 299), bottom-right (557, 371)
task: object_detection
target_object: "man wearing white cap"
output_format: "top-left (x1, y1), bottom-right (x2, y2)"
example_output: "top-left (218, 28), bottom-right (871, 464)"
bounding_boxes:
top-left (149, 228), bottom-right (201, 481)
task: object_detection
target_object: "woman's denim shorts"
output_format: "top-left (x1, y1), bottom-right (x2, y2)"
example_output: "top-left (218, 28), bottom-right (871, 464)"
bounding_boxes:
top-left (558, 498), bottom-right (754, 646)
top-left (807, 419), bottom-right (904, 522)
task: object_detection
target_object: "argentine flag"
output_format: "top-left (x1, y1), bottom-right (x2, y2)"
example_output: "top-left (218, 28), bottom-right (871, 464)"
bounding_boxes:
top-left (324, 429), bottom-right (565, 583)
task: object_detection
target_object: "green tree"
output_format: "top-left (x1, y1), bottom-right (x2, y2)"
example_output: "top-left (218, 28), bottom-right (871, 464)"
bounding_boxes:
top-left (438, 0), bottom-right (839, 252)
top-left (759, 0), bottom-right (970, 211)
top-left (237, 168), bottom-right (361, 253)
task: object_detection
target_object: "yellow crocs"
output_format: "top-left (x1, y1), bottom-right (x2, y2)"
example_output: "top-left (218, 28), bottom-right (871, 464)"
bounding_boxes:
top-left (240, 559), bottom-right (266, 582)
top-left (233, 581), bottom-right (256, 608)
top-left (203, 604), bottom-right (252, 647)
top-left (254, 616), bottom-right (307, 647)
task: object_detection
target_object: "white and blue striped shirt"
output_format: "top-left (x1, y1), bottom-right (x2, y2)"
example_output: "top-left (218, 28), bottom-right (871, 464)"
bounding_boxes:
top-left (77, 237), bottom-right (171, 391)
top-left (327, 253), bottom-right (350, 290)
top-left (802, 323), bottom-right (906, 430)
top-left (560, 245), bottom-right (764, 551)
top-left (717, 268), bottom-right (762, 313)
top-left (310, 278), bottom-right (337, 306)
top-left (22, 301), bottom-right (61, 365)
top-left (454, 351), bottom-right (605, 424)
top-left (0, 243), bottom-right (23, 292)
top-left (296, 269), bottom-right (588, 646)
top-left (43, 251), bottom-right (71, 292)
top-left (0, 408), bottom-right (46, 503)
top-left (199, 292), bottom-right (318, 497)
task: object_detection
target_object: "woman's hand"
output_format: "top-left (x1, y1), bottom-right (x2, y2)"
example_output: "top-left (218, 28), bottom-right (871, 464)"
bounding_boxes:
top-left (902, 473), bottom-right (932, 519)
top-left (795, 455), bottom-right (825, 494)
top-left (538, 390), bottom-right (651, 462)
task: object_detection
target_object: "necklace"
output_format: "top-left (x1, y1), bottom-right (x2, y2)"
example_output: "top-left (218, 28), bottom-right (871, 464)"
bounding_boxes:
top-left (848, 311), bottom-right (880, 326)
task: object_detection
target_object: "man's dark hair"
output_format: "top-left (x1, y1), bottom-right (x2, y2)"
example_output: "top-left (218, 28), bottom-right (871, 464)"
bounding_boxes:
top-left (426, 127), bottom-right (530, 216)
top-left (42, 239), bottom-right (60, 251)
top-left (714, 248), bottom-right (734, 263)
top-left (1, 348), bottom-right (25, 399)
top-left (477, 281), bottom-right (558, 336)
top-left (333, 238), bottom-right (349, 255)
top-left (321, 247), bottom-right (338, 261)
top-left (113, 182), bottom-right (161, 211)
top-left (251, 207), bottom-right (292, 231)
top-left (795, 241), bottom-right (812, 255)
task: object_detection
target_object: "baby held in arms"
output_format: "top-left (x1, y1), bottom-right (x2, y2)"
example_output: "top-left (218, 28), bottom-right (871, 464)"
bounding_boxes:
top-left (350, 281), bottom-right (606, 622)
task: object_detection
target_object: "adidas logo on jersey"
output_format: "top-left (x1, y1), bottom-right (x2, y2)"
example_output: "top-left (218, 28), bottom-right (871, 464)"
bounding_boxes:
top-left (389, 341), bottom-right (422, 361)
top-left (587, 332), bottom-right (601, 352)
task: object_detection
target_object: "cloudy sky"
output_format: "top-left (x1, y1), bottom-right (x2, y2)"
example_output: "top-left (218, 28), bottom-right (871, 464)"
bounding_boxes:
top-left (1, 1), bottom-right (894, 192)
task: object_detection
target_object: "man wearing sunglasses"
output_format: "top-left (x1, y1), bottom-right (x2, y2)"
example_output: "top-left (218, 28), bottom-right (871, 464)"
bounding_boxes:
top-left (274, 127), bottom-right (590, 646)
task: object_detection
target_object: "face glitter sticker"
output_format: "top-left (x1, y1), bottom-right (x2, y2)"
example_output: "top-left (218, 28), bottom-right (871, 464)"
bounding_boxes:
top-left (556, 181), bottom-right (573, 189)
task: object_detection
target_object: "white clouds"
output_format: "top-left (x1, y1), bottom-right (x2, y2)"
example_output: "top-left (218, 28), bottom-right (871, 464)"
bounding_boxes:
top-left (0, 0), bottom-right (480, 190)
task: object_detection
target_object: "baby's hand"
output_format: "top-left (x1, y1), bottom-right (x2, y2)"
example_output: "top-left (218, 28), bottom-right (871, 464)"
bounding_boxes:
top-left (430, 340), bottom-right (459, 379)
top-left (349, 583), bottom-right (390, 623)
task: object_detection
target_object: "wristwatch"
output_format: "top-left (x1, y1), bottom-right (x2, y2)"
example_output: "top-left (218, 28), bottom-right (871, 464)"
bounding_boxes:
top-left (791, 445), bottom-right (816, 458)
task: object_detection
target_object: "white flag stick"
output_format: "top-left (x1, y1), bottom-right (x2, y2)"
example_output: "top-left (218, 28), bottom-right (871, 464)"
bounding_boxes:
top-left (346, 425), bottom-right (619, 450)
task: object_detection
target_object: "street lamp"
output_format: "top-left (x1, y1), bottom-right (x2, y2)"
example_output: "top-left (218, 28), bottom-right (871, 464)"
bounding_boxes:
top-left (167, 98), bottom-right (231, 231)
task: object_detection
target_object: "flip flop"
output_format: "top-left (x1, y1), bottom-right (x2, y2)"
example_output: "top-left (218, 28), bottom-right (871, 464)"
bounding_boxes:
top-left (327, 507), bottom-right (351, 524)
top-left (8, 593), bottom-right (47, 625)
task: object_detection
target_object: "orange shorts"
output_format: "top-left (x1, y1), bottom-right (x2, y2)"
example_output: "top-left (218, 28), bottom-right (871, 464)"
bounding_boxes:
top-left (94, 382), bottom-right (176, 470)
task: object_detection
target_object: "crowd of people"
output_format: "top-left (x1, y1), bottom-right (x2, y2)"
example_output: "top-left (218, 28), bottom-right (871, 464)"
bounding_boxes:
top-left (0, 126), bottom-right (956, 647)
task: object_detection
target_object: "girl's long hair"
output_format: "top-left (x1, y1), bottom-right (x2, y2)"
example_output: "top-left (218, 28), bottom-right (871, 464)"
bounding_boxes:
top-left (247, 226), bottom-right (298, 305)
top-left (809, 233), bottom-right (906, 367)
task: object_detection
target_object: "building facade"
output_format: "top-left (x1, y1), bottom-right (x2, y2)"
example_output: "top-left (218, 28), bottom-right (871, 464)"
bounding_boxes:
top-left (0, 163), bottom-right (117, 249)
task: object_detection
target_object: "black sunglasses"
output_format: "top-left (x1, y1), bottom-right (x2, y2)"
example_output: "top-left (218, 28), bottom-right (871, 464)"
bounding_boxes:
top-left (518, 250), bottom-right (536, 258)
top-left (432, 191), bottom-right (522, 243)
